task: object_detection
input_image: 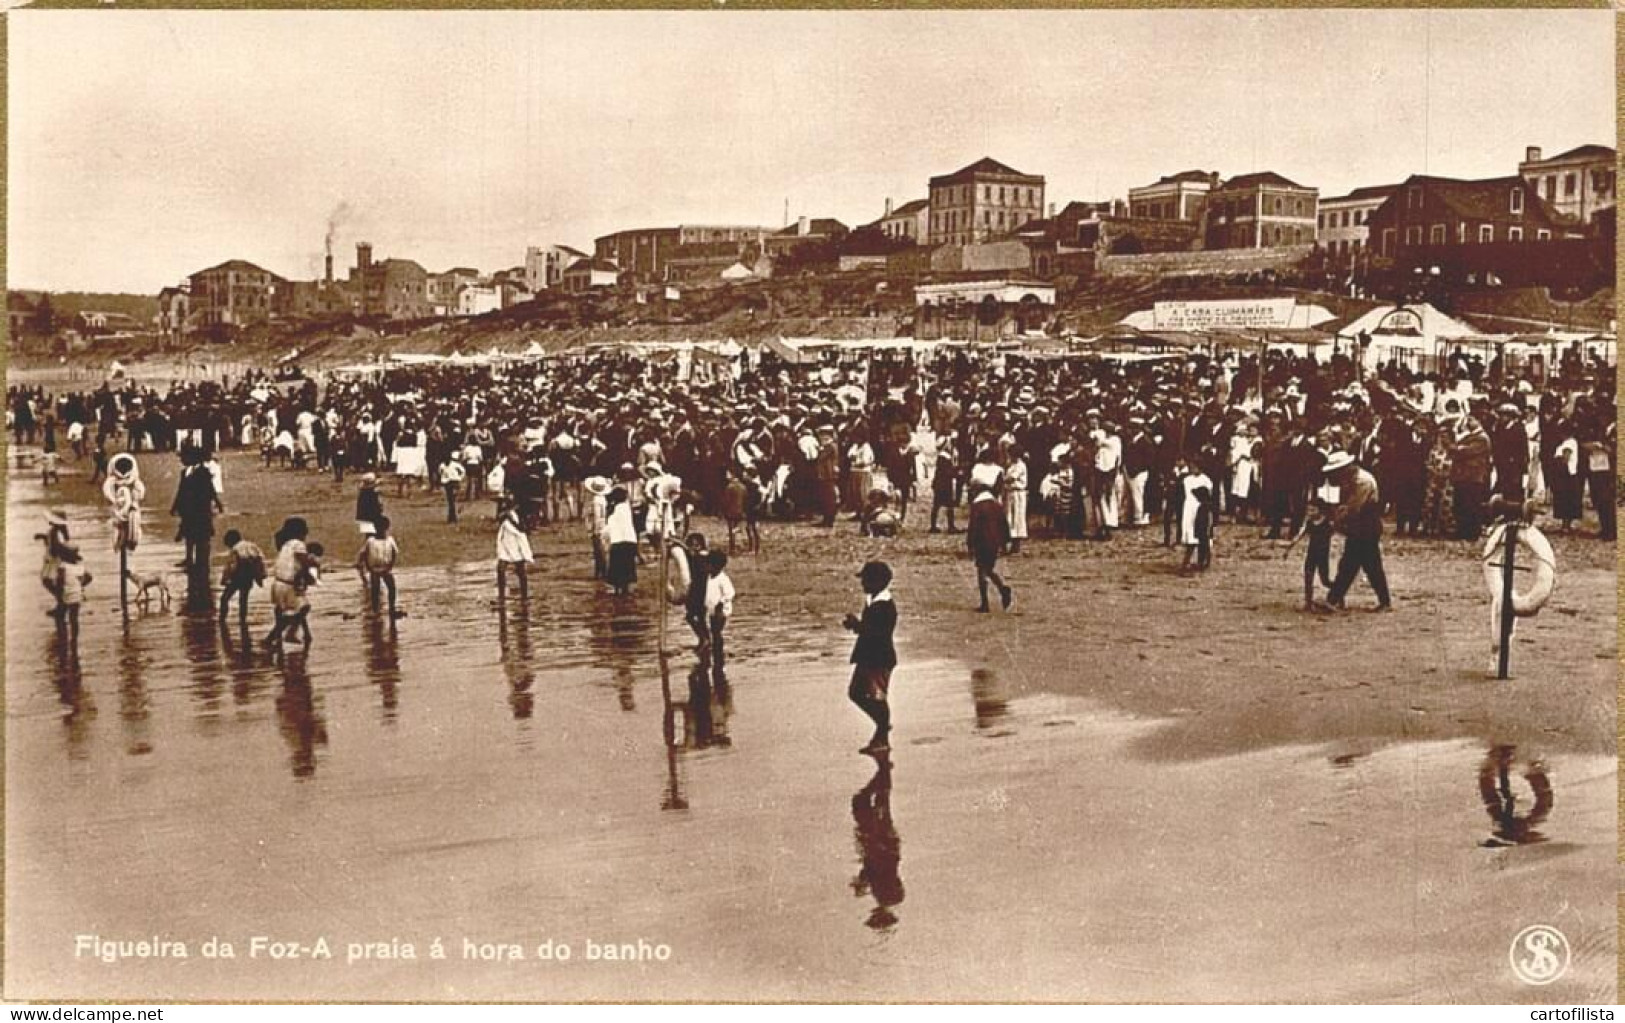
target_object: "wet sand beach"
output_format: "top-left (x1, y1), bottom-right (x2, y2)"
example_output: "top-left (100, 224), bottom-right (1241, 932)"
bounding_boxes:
top-left (5, 449), bottom-right (1615, 1002)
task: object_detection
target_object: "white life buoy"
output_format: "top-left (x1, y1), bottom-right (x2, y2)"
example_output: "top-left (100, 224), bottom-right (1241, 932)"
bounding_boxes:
top-left (1482, 523), bottom-right (1556, 618)
top-left (665, 544), bottom-right (692, 606)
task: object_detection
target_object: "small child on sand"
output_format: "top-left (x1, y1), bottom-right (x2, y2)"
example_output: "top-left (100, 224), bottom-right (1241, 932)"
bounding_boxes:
top-left (55, 543), bottom-right (92, 654)
top-left (1285, 499), bottom-right (1335, 611)
top-left (496, 498), bottom-right (534, 602)
top-left (218, 528), bottom-right (266, 625)
top-left (355, 515), bottom-right (402, 620)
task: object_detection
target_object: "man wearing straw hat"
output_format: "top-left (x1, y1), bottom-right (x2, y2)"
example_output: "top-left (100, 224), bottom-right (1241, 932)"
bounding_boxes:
top-left (1321, 451), bottom-right (1392, 612)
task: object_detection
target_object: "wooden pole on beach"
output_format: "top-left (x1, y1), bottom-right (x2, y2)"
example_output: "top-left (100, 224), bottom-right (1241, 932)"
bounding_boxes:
top-left (1495, 518), bottom-right (1518, 680)
top-left (657, 507), bottom-right (669, 659)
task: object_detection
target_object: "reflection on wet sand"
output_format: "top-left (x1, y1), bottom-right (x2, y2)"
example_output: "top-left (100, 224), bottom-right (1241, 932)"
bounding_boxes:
top-left (275, 651), bottom-right (328, 779)
top-left (364, 613), bottom-right (403, 723)
top-left (1479, 745), bottom-right (1553, 847)
top-left (586, 591), bottom-right (652, 712)
top-left (970, 667), bottom-right (1009, 730)
top-left (46, 635), bottom-right (96, 759)
top-left (851, 753), bottom-right (903, 932)
top-left (181, 607), bottom-right (226, 723)
top-left (657, 650), bottom-right (738, 812)
top-left (219, 620), bottom-right (270, 708)
top-left (116, 626), bottom-right (154, 757)
top-left (497, 606), bottom-right (534, 722)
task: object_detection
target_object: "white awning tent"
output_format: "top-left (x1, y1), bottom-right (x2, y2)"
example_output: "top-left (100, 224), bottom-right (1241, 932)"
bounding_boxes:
top-left (1333, 303), bottom-right (1482, 370)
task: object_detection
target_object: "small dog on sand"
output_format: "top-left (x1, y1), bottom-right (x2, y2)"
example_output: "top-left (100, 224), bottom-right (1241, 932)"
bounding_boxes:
top-left (125, 570), bottom-right (172, 612)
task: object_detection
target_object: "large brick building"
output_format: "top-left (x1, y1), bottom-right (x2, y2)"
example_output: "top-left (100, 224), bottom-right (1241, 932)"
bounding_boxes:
top-left (1202, 172), bottom-right (1319, 250)
top-left (1517, 144), bottom-right (1616, 228)
top-left (594, 225), bottom-right (770, 282)
top-left (187, 259), bottom-right (279, 329)
top-left (928, 158), bottom-right (1046, 246)
top-left (1366, 174), bottom-right (1581, 257)
top-left (1363, 173), bottom-right (1604, 290)
top-left (347, 243), bottom-right (432, 320)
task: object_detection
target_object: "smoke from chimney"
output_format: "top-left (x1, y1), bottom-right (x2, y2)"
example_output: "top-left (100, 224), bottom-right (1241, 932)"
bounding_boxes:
top-left (325, 201), bottom-right (353, 261)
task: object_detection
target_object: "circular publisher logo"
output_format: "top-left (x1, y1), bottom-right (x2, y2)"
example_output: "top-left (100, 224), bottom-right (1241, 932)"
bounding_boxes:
top-left (1509, 924), bottom-right (1571, 985)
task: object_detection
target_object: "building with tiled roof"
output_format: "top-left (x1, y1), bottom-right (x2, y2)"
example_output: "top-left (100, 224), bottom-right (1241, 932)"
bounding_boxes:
top-left (1518, 143), bottom-right (1616, 226)
top-left (927, 157), bottom-right (1046, 246)
top-left (1202, 172), bottom-right (1319, 250)
top-left (187, 259), bottom-right (280, 329)
top-left (1366, 174), bottom-right (1583, 257)
top-left (872, 198), bottom-right (930, 244)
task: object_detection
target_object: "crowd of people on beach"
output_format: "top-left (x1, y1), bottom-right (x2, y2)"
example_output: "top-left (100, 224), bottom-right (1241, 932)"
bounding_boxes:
top-left (12, 335), bottom-right (1616, 746)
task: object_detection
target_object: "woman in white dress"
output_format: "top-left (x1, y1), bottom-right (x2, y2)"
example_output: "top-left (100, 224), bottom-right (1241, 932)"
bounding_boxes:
top-left (1179, 463), bottom-right (1214, 573)
top-left (1227, 424), bottom-right (1260, 524)
top-left (1003, 447), bottom-right (1029, 554)
top-left (392, 425), bottom-right (427, 497)
top-left (847, 435), bottom-right (876, 513)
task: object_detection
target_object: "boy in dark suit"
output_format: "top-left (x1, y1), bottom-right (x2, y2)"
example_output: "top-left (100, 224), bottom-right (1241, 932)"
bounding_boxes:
top-left (844, 560), bottom-right (898, 756)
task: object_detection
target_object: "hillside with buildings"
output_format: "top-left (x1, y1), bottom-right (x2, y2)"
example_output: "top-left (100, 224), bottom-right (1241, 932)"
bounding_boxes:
top-left (9, 144), bottom-right (1615, 365)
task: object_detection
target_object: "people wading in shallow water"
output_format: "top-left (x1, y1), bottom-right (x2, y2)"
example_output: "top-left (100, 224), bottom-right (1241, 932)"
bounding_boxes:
top-left (266, 516), bottom-right (321, 651)
top-left (496, 497), bottom-right (534, 604)
top-left (844, 560), bottom-right (898, 756)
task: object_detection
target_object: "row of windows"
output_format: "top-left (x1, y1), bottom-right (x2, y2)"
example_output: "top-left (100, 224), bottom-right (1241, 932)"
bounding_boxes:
top-left (1318, 208), bottom-right (1372, 230)
top-left (930, 207), bottom-right (1037, 235)
top-left (1394, 222), bottom-right (1551, 247)
top-left (1132, 200), bottom-right (1187, 220)
top-left (933, 183), bottom-right (1041, 207)
top-left (1529, 170), bottom-right (1614, 203)
top-left (1211, 225), bottom-right (1312, 247)
top-left (1210, 195), bottom-right (1314, 219)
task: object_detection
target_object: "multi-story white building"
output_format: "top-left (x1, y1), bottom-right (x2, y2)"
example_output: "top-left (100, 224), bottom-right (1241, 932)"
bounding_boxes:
top-left (1518, 144), bottom-right (1616, 227)
top-left (1128, 170), bottom-right (1217, 222)
top-left (524, 245), bottom-right (587, 292)
top-left (928, 158), bottom-right (1046, 246)
top-left (1316, 185), bottom-right (1396, 261)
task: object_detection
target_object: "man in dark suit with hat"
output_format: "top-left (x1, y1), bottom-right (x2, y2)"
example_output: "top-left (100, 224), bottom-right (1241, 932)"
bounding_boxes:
top-left (1490, 401), bottom-right (1529, 503)
top-left (1323, 451), bottom-right (1392, 612)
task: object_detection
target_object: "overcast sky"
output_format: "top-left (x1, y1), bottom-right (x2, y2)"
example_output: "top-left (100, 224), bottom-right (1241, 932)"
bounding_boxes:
top-left (8, 8), bottom-right (1615, 294)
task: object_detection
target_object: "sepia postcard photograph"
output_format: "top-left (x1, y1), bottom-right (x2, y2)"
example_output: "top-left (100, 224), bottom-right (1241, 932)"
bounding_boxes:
top-left (2, 5), bottom-right (1618, 1005)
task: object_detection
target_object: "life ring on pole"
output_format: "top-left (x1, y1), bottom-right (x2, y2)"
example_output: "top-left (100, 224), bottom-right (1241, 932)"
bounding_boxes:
top-left (1481, 523), bottom-right (1556, 617)
top-left (665, 543), bottom-right (692, 606)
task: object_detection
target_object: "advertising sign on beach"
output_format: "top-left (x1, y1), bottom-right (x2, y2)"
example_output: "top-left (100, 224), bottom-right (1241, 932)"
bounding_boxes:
top-left (1152, 298), bottom-right (1297, 330)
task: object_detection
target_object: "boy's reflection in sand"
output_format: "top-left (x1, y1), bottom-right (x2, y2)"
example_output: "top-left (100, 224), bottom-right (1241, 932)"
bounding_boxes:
top-left (851, 752), bottom-right (903, 931)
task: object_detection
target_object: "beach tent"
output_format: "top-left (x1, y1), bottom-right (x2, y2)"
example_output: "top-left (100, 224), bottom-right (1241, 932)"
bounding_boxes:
top-left (1334, 303), bottom-right (1480, 371)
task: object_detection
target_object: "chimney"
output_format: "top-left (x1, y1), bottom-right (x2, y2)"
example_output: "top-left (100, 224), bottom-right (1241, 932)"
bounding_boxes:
top-left (797, 216), bottom-right (810, 236)
top-left (357, 241), bottom-right (373, 273)
top-left (1048, 202), bottom-right (1056, 218)
top-left (325, 253), bottom-right (334, 284)
top-left (884, 198), bottom-right (894, 216)
top-left (1525, 146), bottom-right (1543, 164)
